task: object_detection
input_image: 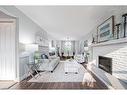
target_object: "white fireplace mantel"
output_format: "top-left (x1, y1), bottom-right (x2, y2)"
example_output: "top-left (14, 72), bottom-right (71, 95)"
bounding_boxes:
top-left (89, 37), bottom-right (127, 89)
top-left (90, 37), bottom-right (127, 47)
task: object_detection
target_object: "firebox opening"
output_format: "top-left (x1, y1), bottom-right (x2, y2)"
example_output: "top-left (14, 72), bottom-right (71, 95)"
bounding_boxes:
top-left (99, 56), bottom-right (112, 75)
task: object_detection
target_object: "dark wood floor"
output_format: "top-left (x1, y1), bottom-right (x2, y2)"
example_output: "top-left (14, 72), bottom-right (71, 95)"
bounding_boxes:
top-left (8, 64), bottom-right (108, 89)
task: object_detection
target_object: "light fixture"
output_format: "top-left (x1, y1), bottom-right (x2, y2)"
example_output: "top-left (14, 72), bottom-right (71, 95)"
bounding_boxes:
top-left (65, 36), bottom-right (72, 47)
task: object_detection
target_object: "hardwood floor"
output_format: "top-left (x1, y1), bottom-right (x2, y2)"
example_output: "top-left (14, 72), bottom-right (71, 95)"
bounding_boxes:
top-left (9, 82), bottom-right (107, 89)
top-left (0, 80), bottom-right (17, 89)
top-left (8, 64), bottom-right (108, 89)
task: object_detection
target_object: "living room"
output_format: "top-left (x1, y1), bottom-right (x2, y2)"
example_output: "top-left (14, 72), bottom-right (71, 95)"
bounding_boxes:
top-left (0, 5), bottom-right (127, 90)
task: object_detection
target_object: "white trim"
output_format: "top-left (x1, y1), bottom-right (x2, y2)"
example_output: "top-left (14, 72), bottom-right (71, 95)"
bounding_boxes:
top-left (0, 7), bottom-right (17, 18)
top-left (15, 18), bottom-right (20, 82)
top-left (90, 37), bottom-right (127, 47)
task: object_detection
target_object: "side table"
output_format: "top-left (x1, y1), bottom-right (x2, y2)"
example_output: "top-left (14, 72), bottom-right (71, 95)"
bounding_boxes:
top-left (26, 62), bottom-right (41, 79)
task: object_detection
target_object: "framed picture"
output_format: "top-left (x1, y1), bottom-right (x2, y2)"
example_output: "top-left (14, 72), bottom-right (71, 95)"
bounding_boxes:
top-left (97, 16), bottom-right (114, 42)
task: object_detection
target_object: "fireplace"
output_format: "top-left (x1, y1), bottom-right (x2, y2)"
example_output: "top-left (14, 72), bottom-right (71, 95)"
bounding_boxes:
top-left (98, 56), bottom-right (112, 74)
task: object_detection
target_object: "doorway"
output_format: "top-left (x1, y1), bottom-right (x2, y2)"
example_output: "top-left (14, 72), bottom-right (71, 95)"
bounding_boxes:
top-left (0, 18), bottom-right (16, 80)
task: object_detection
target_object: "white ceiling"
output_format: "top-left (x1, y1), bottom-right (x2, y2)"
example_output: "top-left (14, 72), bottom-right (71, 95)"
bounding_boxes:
top-left (16, 6), bottom-right (123, 40)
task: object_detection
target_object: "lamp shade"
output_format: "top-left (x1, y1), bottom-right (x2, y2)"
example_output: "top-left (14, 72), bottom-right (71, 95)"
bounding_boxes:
top-left (25, 44), bottom-right (38, 52)
top-left (84, 47), bottom-right (89, 51)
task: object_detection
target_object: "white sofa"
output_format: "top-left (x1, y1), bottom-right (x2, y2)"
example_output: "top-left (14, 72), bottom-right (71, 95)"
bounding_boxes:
top-left (38, 56), bottom-right (60, 72)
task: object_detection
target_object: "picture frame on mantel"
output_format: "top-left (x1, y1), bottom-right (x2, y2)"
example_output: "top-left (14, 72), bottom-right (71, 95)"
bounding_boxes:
top-left (97, 16), bottom-right (114, 43)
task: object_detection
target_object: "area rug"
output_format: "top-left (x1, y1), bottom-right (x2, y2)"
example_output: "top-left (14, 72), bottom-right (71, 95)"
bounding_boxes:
top-left (29, 61), bottom-right (96, 82)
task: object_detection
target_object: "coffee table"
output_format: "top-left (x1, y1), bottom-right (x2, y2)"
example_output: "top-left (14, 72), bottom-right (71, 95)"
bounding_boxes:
top-left (64, 59), bottom-right (79, 74)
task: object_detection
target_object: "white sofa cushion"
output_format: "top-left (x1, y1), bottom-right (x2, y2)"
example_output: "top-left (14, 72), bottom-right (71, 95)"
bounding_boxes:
top-left (43, 59), bottom-right (50, 63)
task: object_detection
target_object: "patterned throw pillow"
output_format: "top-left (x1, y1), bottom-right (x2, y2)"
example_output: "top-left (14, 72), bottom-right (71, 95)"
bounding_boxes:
top-left (41, 54), bottom-right (49, 59)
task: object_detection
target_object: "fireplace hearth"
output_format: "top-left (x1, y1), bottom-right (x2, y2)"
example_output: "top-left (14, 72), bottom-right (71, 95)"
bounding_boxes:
top-left (98, 56), bottom-right (112, 74)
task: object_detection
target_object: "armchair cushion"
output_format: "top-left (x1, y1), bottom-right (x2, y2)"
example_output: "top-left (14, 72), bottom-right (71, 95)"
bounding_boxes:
top-left (74, 55), bottom-right (85, 63)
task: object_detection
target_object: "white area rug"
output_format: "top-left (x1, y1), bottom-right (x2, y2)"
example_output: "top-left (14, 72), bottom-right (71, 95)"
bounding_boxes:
top-left (29, 61), bottom-right (96, 82)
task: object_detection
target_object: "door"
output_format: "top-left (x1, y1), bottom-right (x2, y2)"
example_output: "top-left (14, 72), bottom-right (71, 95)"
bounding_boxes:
top-left (0, 19), bottom-right (16, 80)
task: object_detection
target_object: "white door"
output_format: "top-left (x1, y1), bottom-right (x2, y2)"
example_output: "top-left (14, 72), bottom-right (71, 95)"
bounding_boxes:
top-left (0, 19), bottom-right (16, 80)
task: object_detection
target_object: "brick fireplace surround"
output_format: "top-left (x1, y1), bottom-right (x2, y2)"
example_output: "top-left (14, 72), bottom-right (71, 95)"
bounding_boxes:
top-left (87, 38), bottom-right (127, 89)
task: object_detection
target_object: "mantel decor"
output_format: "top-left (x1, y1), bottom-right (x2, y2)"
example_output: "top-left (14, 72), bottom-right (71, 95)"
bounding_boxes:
top-left (122, 13), bottom-right (127, 38)
top-left (97, 16), bottom-right (114, 43)
top-left (115, 23), bottom-right (121, 39)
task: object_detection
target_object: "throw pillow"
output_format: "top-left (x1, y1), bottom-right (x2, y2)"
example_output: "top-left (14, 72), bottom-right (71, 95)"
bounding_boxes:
top-left (41, 54), bottom-right (49, 59)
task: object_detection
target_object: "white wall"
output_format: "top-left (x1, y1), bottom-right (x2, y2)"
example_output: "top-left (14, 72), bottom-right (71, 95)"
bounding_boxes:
top-left (0, 6), bottom-right (46, 44)
top-left (0, 6), bottom-right (48, 81)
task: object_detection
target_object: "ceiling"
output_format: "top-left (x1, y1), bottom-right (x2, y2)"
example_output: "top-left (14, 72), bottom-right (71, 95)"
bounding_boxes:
top-left (16, 6), bottom-right (124, 40)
